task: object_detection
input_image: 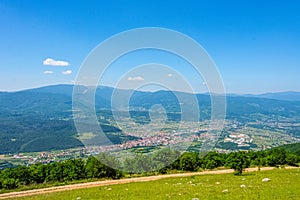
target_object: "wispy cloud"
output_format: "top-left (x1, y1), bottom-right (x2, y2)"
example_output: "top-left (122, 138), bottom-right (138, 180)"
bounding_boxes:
top-left (128, 76), bottom-right (144, 81)
top-left (167, 73), bottom-right (173, 77)
top-left (62, 70), bottom-right (72, 75)
top-left (43, 58), bottom-right (70, 67)
top-left (43, 70), bottom-right (54, 74)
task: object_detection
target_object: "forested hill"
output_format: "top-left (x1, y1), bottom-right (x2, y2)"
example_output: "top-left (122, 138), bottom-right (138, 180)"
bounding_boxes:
top-left (275, 143), bottom-right (300, 156)
top-left (0, 84), bottom-right (300, 153)
top-left (2, 84), bottom-right (300, 119)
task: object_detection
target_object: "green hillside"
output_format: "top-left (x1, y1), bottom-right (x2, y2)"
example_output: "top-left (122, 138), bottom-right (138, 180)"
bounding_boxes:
top-left (11, 169), bottom-right (300, 200)
top-left (0, 85), bottom-right (300, 153)
top-left (275, 143), bottom-right (300, 155)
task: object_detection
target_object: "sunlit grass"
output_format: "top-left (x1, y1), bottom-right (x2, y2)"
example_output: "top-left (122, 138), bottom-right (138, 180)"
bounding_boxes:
top-left (12, 168), bottom-right (300, 200)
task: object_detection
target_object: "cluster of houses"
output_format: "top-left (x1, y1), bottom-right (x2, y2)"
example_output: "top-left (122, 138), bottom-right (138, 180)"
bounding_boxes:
top-left (224, 133), bottom-right (253, 147)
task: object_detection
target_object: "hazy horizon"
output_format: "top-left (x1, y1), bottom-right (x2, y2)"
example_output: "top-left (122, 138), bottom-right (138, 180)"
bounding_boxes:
top-left (1, 83), bottom-right (300, 96)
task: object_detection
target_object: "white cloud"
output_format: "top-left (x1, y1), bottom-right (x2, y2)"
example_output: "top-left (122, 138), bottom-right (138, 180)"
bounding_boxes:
top-left (62, 70), bottom-right (72, 75)
top-left (167, 73), bottom-right (173, 77)
top-left (128, 76), bottom-right (144, 81)
top-left (43, 70), bottom-right (54, 74)
top-left (43, 58), bottom-right (70, 66)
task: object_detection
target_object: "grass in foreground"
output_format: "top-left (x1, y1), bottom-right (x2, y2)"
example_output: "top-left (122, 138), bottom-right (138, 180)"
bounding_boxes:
top-left (10, 169), bottom-right (300, 200)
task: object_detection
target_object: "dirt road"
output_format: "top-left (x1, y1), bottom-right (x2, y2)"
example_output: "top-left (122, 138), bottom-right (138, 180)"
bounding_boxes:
top-left (0, 167), bottom-right (297, 199)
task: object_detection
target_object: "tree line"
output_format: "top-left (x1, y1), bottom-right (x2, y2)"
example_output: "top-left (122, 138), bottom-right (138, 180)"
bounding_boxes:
top-left (0, 147), bottom-right (299, 190)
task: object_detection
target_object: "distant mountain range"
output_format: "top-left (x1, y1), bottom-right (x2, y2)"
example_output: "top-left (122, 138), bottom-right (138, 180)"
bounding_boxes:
top-left (237, 92), bottom-right (300, 102)
top-left (0, 84), bottom-right (300, 154)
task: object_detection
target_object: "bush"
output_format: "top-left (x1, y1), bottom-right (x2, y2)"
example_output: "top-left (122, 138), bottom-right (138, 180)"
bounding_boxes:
top-left (2, 178), bottom-right (19, 190)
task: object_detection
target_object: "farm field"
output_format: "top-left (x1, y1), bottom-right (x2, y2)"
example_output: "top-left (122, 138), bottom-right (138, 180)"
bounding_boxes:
top-left (4, 168), bottom-right (300, 200)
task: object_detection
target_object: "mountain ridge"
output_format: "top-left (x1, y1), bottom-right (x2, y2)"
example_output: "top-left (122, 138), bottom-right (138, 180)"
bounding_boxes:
top-left (2, 84), bottom-right (300, 102)
top-left (0, 84), bottom-right (300, 153)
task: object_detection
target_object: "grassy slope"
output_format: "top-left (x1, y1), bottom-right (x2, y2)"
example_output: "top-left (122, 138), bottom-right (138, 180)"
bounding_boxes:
top-left (13, 168), bottom-right (300, 200)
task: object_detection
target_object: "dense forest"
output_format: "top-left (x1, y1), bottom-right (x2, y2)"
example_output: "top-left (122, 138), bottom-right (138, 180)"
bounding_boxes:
top-left (0, 146), bottom-right (299, 191)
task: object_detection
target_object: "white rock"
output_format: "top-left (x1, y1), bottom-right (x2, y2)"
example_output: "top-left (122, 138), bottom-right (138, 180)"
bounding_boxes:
top-left (262, 178), bottom-right (271, 182)
top-left (192, 198), bottom-right (200, 200)
top-left (222, 189), bottom-right (228, 193)
top-left (240, 184), bottom-right (246, 188)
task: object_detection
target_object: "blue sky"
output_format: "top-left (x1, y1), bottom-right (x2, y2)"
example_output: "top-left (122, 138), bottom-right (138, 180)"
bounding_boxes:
top-left (0, 0), bottom-right (299, 93)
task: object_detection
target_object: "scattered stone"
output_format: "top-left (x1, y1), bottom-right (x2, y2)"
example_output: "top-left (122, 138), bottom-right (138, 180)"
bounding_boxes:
top-left (242, 178), bottom-right (246, 181)
top-left (125, 188), bottom-right (128, 191)
top-left (262, 178), bottom-right (271, 182)
top-left (192, 198), bottom-right (199, 200)
top-left (106, 188), bottom-right (112, 190)
top-left (222, 189), bottom-right (228, 193)
top-left (240, 184), bottom-right (246, 188)
top-left (215, 182), bottom-right (221, 185)
top-left (76, 197), bottom-right (81, 200)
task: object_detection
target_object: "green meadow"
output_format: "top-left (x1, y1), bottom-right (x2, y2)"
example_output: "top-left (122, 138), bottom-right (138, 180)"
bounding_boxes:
top-left (11, 168), bottom-right (300, 200)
